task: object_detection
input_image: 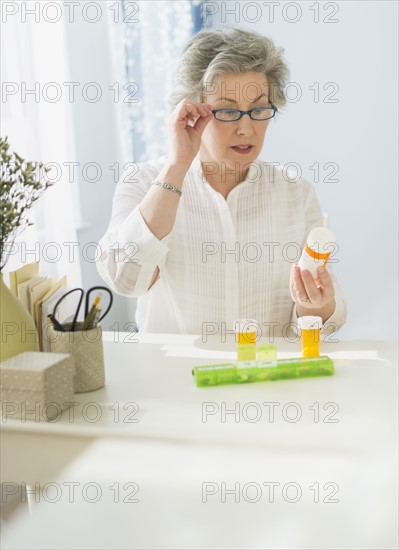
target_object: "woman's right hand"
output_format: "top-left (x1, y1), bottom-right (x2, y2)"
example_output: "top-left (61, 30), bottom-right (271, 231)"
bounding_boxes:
top-left (166, 98), bottom-right (213, 169)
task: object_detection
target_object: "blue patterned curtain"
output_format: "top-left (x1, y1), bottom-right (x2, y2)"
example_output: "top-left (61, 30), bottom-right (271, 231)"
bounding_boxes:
top-left (121, 0), bottom-right (208, 162)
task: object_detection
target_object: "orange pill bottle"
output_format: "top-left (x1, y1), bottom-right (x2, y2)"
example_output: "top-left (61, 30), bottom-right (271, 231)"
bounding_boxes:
top-left (298, 316), bottom-right (323, 358)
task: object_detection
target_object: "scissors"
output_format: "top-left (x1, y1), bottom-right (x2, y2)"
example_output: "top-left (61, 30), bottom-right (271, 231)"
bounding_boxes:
top-left (52, 286), bottom-right (113, 332)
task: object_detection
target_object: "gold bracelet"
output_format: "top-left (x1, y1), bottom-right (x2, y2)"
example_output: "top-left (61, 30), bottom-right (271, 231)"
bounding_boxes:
top-left (152, 179), bottom-right (182, 197)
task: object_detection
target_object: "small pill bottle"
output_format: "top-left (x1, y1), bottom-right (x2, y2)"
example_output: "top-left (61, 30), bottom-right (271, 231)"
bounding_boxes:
top-left (298, 226), bottom-right (336, 278)
top-left (256, 344), bottom-right (277, 366)
top-left (234, 319), bottom-right (257, 364)
top-left (298, 316), bottom-right (323, 358)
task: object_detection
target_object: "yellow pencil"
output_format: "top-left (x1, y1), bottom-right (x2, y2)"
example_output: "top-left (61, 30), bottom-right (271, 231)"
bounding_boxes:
top-left (82, 294), bottom-right (102, 330)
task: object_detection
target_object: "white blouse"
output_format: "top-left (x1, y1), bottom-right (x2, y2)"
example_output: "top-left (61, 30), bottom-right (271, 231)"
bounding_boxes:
top-left (96, 153), bottom-right (347, 337)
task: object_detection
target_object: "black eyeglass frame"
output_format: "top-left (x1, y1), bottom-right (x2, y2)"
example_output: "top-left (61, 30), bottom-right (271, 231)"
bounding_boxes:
top-left (211, 103), bottom-right (278, 122)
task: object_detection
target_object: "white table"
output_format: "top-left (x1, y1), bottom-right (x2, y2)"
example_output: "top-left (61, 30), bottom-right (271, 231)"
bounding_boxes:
top-left (1, 334), bottom-right (398, 549)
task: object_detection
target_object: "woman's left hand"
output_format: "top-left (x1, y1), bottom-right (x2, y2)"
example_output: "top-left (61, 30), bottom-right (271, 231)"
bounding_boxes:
top-left (290, 264), bottom-right (336, 322)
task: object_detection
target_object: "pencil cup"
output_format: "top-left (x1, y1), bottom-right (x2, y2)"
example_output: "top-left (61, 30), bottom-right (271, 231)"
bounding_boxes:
top-left (47, 323), bottom-right (105, 393)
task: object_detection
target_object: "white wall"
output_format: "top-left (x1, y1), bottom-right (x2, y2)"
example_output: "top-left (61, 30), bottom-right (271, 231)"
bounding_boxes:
top-left (212, 0), bottom-right (398, 340)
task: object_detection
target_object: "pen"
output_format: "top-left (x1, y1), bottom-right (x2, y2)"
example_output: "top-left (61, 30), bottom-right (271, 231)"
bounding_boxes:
top-left (90, 306), bottom-right (102, 329)
top-left (85, 306), bottom-right (101, 331)
top-left (47, 313), bottom-right (65, 332)
top-left (82, 294), bottom-right (102, 330)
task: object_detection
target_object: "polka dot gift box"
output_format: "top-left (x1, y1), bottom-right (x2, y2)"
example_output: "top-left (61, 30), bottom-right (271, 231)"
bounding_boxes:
top-left (0, 352), bottom-right (76, 422)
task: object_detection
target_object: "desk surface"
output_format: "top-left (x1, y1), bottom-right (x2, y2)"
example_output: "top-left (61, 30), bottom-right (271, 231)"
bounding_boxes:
top-left (2, 334), bottom-right (398, 479)
top-left (1, 334), bottom-right (398, 549)
top-left (2, 334), bottom-right (398, 451)
top-left (2, 436), bottom-right (398, 550)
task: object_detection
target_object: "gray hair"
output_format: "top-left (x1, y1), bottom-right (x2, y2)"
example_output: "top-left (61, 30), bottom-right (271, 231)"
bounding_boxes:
top-left (168, 27), bottom-right (290, 112)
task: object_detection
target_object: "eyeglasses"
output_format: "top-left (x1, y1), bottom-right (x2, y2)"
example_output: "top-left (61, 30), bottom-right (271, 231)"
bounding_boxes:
top-left (211, 103), bottom-right (278, 122)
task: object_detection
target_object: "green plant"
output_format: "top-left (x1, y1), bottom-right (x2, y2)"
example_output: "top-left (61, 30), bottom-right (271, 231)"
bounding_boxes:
top-left (0, 136), bottom-right (53, 271)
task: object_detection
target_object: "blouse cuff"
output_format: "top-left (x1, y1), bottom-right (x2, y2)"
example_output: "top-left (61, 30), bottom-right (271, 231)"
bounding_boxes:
top-left (115, 205), bottom-right (171, 296)
top-left (117, 204), bottom-right (171, 264)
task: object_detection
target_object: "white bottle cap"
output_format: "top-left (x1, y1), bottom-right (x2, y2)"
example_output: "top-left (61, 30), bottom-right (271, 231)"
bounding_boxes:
top-left (234, 319), bottom-right (258, 333)
top-left (297, 316), bottom-right (323, 330)
top-left (307, 226), bottom-right (336, 251)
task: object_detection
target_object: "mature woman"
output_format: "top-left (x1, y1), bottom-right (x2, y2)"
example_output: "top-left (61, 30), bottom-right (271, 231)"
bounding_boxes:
top-left (97, 27), bottom-right (346, 337)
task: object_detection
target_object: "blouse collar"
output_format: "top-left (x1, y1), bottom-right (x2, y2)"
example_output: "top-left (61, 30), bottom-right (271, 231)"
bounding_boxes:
top-left (192, 154), bottom-right (261, 195)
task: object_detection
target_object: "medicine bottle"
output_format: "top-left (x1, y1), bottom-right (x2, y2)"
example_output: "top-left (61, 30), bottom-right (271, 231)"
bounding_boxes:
top-left (234, 319), bottom-right (257, 363)
top-left (298, 226), bottom-right (336, 278)
top-left (233, 319), bottom-right (258, 383)
top-left (298, 316), bottom-right (323, 358)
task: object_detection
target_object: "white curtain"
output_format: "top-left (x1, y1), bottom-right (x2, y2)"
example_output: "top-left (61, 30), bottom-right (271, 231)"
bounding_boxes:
top-left (105, 0), bottom-right (207, 325)
top-left (109, 0), bottom-right (207, 163)
top-left (1, 2), bottom-right (82, 289)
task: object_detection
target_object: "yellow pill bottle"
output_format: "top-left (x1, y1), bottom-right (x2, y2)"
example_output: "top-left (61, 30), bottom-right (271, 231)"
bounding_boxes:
top-left (234, 319), bottom-right (257, 345)
top-left (298, 316), bottom-right (323, 358)
top-left (234, 319), bottom-right (258, 363)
